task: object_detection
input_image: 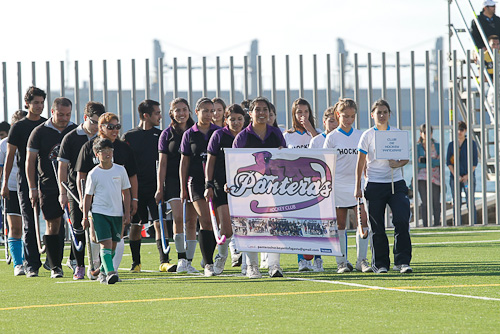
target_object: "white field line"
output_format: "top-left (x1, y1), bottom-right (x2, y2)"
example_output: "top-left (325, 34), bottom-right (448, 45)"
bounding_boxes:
top-left (347, 229), bottom-right (500, 238)
top-left (348, 238), bottom-right (500, 248)
top-left (286, 277), bottom-right (500, 302)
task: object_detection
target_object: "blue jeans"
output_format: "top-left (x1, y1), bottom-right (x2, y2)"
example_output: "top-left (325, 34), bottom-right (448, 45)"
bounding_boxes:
top-left (449, 177), bottom-right (477, 225)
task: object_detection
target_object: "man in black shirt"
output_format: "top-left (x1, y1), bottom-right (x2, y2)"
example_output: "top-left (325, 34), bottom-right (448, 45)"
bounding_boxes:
top-left (1, 86), bottom-right (47, 277)
top-left (58, 101), bottom-right (106, 279)
top-left (27, 97), bottom-right (76, 278)
top-left (122, 100), bottom-right (176, 272)
top-left (471, 0), bottom-right (500, 49)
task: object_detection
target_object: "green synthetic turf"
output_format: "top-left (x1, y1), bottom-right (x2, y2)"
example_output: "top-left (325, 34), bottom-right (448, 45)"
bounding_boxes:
top-left (0, 226), bottom-right (499, 333)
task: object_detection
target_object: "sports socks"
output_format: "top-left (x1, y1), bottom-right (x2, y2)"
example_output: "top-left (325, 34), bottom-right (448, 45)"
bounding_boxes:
top-left (44, 234), bottom-right (61, 269)
top-left (100, 248), bottom-right (114, 274)
top-left (112, 238), bottom-right (125, 271)
top-left (267, 252), bottom-right (280, 267)
top-left (129, 239), bottom-right (141, 265)
top-left (174, 233), bottom-right (187, 259)
top-left (8, 237), bottom-right (24, 266)
top-left (156, 239), bottom-right (170, 263)
top-left (356, 227), bottom-right (370, 261)
top-left (228, 238), bottom-right (238, 257)
top-left (73, 231), bottom-right (86, 267)
top-left (335, 230), bottom-right (347, 264)
top-left (186, 240), bottom-right (197, 261)
top-left (90, 241), bottom-right (101, 269)
top-left (217, 236), bottom-right (230, 258)
top-left (198, 230), bottom-right (216, 265)
top-left (245, 252), bottom-right (258, 266)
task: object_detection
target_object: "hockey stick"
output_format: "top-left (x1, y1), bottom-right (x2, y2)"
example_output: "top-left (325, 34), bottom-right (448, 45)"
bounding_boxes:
top-left (208, 198), bottom-right (226, 245)
top-left (182, 199), bottom-right (187, 250)
top-left (34, 203), bottom-right (45, 254)
top-left (357, 198), bottom-right (368, 239)
top-left (2, 198), bottom-right (11, 264)
top-left (157, 200), bottom-right (170, 254)
top-left (80, 179), bottom-right (96, 275)
top-left (52, 161), bottom-right (83, 251)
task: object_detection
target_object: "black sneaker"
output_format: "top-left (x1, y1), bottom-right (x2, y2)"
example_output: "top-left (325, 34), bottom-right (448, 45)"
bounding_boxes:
top-left (51, 267), bottom-right (64, 278)
top-left (106, 272), bottom-right (119, 285)
top-left (26, 268), bottom-right (39, 278)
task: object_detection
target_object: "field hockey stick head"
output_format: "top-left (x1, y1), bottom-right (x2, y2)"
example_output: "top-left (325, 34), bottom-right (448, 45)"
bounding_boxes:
top-left (357, 198), bottom-right (368, 239)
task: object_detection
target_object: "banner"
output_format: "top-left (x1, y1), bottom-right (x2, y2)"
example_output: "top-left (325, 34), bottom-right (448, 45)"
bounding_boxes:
top-left (225, 148), bottom-right (341, 256)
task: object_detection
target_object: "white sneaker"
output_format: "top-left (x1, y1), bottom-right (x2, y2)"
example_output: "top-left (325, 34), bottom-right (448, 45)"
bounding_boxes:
top-left (269, 264), bottom-right (283, 277)
top-left (186, 261), bottom-right (199, 274)
top-left (356, 259), bottom-right (373, 273)
top-left (298, 259), bottom-right (312, 272)
top-left (313, 258), bottom-right (324, 272)
top-left (66, 258), bottom-right (77, 271)
top-left (337, 262), bottom-right (352, 274)
top-left (204, 264), bottom-right (215, 277)
top-left (374, 266), bottom-right (388, 274)
top-left (14, 264), bottom-right (25, 276)
top-left (176, 259), bottom-right (189, 273)
top-left (51, 267), bottom-right (64, 278)
top-left (87, 267), bottom-right (99, 280)
top-left (241, 263), bottom-right (247, 275)
top-left (231, 252), bottom-right (242, 267)
top-left (213, 255), bottom-right (227, 275)
top-left (393, 264), bottom-right (413, 273)
top-left (246, 264), bottom-right (262, 279)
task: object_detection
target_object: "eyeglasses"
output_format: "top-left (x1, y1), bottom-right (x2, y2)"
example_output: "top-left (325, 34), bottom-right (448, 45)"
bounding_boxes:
top-left (88, 119), bottom-right (98, 125)
top-left (104, 123), bottom-right (121, 130)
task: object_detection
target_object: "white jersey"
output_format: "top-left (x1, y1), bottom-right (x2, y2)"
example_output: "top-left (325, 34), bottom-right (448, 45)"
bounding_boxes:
top-left (86, 163), bottom-right (131, 217)
top-left (283, 130), bottom-right (316, 148)
top-left (324, 127), bottom-right (362, 207)
top-left (358, 126), bottom-right (404, 183)
top-left (0, 138), bottom-right (18, 192)
top-left (309, 132), bottom-right (327, 148)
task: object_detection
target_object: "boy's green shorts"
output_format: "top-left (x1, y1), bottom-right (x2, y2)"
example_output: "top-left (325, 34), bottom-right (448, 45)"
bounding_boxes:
top-left (92, 213), bottom-right (123, 242)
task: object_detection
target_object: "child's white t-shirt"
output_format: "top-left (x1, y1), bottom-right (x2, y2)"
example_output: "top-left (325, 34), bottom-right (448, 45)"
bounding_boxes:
top-left (309, 132), bottom-right (327, 148)
top-left (283, 130), bottom-right (316, 148)
top-left (86, 163), bottom-right (131, 216)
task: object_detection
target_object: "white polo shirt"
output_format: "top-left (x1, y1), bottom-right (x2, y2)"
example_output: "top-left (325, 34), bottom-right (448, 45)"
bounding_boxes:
top-left (358, 126), bottom-right (404, 183)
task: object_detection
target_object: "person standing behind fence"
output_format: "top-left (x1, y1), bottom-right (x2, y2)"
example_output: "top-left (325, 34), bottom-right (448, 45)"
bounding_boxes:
top-left (471, 0), bottom-right (500, 50)
top-left (1, 87), bottom-right (47, 278)
top-left (416, 124), bottom-right (441, 227)
top-left (355, 99), bottom-right (412, 274)
top-left (446, 121), bottom-right (478, 225)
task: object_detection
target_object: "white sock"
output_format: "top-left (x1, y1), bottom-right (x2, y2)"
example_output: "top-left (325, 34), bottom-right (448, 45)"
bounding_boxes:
top-left (357, 227), bottom-right (370, 262)
top-left (336, 230), bottom-right (347, 265)
top-left (260, 252), bottom-right (268, 263)
top-left (90, 241), bottom-right (101, 268)
top-left (217, 236), bottom-right (230, 258)
top-left (267, 252), bottom-right (280, 267)
top-left (113, 238), bottom-right (125, 270)
top-left (242, 252), bottom-right (247, 266)
top-left (246, 252), bottom-right (258, 266)
top-left (186, 240), bottom-right (197, 260)
top-left (229, 238), bottom-right (238, 256)
top-left (174, 233), bottom-right (186, 253)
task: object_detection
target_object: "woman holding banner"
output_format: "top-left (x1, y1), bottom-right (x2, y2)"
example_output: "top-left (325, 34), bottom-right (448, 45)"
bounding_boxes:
top-left (232, 97), bottom-right (286, 278)
top-left (204, 104), bottom-right (245, 275)
top-left (324, 99), bottom-right (371, 274)
top-left (354, 99), bottom-right (412, 274)
top-left (179, 97), bottom-right (220, 277)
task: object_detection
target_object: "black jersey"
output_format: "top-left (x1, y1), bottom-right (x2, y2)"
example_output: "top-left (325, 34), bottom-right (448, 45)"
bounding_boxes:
top-left (122, 126), bottom-right (161, 192)
top-left (75, 137), bottom-right (138, 177)
top-left (7, 116), bottom-right (47, 176)
top-left (206, 126), bottom-right (235, 185)
top-left (179, 123), bottom-right (220, 184)
top-left (232, 123), bottom-right (286, 149)
top-left (58, 125), bottom-right (95, 194)
top-left (158, 125), bottom-right (183, 181)
top-left (27, 119), bottom-right (77, 194)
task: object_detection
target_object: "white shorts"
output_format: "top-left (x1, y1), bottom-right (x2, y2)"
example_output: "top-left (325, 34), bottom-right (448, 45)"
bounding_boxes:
top-left (334, 182), bottom-right (357, 208)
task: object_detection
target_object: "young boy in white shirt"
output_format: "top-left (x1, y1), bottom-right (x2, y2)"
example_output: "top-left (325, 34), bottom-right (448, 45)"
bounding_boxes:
top-left (82, 138), bottom-right (131, 284)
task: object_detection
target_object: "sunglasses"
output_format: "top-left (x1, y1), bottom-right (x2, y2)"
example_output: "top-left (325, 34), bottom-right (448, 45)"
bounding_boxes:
top-left (88, 118), bottom-right (98, 125)
top-left (104, 123), bottom-right (122, 130)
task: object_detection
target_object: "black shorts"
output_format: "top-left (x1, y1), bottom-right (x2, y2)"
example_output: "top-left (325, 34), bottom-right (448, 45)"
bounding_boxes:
top-left (40, 192), bottom-right (64, 221)
top-left (132, 192), bottom-right (159, 224)
top-left (164, 177), bottom-right (181, 202)
top-left (212, 181), bottom-right (228, 208)
top-left (5, 190), bottom-right (21, 215)
top-left (187, 177), bottom-right (205, 203)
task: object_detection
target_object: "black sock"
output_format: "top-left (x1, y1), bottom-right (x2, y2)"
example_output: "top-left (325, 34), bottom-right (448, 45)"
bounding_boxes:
top-left (178, 252), bottom-right (187, 260)
top-left (156, 239), bottom-right (170, 263)
top-left (130, 239), bottom-right (141, 265)
top-left (73, 232), bottom-right (86, 267)
top-left (44, 235), bottom-right (61, 269)
top-left (199, 230), bottom-right (216, 265)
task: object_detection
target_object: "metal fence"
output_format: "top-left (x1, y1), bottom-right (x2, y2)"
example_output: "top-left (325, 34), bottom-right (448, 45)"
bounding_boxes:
top-left (1, 49), bottom-right (499, 227)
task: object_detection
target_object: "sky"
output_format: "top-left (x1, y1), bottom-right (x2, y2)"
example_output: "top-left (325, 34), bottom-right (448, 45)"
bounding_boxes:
top-left (0, 0), bottom-right (484, 116)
